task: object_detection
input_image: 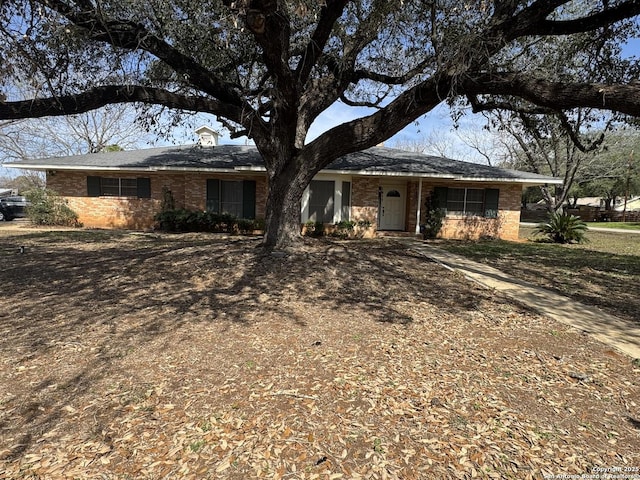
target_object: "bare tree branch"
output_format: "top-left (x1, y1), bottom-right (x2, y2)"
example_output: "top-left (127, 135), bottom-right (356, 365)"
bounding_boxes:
top-left (0, 85), bottom-right (246, 123)
top-left (295, 0), bottom-right (350, 85)
top-left (351, 58), bottom-right (434, 86)
top-left (557, 111), bottom-right (605, 153)
top-left (533, 1), bottom-right (640, 37)
top-left (461, 73), bottom-right (640, 117)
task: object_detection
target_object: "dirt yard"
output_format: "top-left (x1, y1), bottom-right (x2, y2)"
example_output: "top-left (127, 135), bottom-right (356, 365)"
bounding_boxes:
top-left (0, 226), bottom-right (638, 479)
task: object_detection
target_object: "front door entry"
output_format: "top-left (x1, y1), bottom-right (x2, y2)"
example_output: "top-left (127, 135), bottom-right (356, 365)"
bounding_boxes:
top-left (379, 184), bottom-right (406, 230)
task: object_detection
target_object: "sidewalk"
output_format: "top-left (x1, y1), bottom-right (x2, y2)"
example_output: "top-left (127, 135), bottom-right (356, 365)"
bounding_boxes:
top-left (406, 241), bottom-right (640, 359)
top-left (521, 221), bottom-right (640, 234)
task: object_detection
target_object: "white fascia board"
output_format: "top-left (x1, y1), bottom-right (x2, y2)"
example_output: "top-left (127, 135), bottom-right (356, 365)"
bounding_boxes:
top-left (320, 169), bottom-right (457, 179)
top-left (233, 166), bottom-right (268, 172)
top-left (320, 168), bottom-right (561, 185)
top-left (451, 176), bottom-right (564, 185)
top-left (2, 163), bottom-right (53, 170)
top-left (2, 164), bottom-right (253, 174)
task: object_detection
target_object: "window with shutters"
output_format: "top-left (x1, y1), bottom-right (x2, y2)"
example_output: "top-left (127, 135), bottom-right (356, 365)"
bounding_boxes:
top-left (206, 179), bottom-right (256, 219)
top-left (87, 176), bottom-right (151, 198)
top-left (433, 187), bottom-right (499, 218)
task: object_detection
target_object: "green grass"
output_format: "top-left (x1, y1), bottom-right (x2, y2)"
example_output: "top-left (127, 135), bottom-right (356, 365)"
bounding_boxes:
top-left (437, 227), bottom-right (640, 324)
top-left (584, 222), bottom-right (640, 230)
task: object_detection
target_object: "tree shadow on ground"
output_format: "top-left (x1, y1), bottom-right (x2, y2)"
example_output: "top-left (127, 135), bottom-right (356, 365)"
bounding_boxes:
top-left (0, 232), bottom-right (507, 461)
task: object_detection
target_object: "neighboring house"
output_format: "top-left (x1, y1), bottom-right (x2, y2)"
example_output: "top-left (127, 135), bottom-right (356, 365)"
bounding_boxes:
top-left (615, 196), bottom-right (640, 212)
top-left (566, 196), bottom-right (640, 222)
top-left (1, 128), bottom-right (561, 240)
top-left (568, 196), bottom-right (640, 211)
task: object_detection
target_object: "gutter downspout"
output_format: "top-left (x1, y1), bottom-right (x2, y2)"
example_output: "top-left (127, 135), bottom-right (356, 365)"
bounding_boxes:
top-left (415, 178), bottom-right (423, 234)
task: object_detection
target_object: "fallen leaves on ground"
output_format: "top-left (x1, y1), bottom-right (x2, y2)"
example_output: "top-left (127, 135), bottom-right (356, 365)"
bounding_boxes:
top-left (0, 232), bottom-right (638, 479)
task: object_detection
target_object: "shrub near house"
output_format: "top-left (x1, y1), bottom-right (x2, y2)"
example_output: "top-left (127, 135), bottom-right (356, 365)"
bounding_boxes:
top-left (154, 209), bottom-right (263, 234)
top-left (25, 189), bottom-right (81, 227)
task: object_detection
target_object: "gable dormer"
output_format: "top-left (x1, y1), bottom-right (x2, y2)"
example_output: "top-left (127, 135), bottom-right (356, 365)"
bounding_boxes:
top-left (195, 126), bottom-right (219, 147)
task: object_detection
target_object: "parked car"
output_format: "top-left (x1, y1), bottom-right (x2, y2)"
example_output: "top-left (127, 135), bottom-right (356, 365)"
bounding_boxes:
top-left (0, 196), bottom-right (29, 221)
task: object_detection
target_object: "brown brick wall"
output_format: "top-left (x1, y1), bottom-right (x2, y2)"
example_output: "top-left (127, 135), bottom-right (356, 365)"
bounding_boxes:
top-left (48, 171), bottom-right (522, 239)
top-left (351, 177), bottom-right (379, 230)
top-left (414, 181), bottom-right (523, 241)
top-left (48, 171), bottom-right (268, 229)
top-left (406, 181), bottom-right (419, 234)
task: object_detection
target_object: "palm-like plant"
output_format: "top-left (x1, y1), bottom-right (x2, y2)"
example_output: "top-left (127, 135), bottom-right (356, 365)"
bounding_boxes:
top-left (536, 212), bottom-right (588, 244)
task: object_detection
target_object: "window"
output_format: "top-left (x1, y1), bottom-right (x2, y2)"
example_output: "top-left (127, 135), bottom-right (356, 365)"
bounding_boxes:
top-left (433, 187), bottom-right (499, 218)
top-left (87, 176), bottom-right (151, 198)
top-left (206, 179), bottom-right (256, 219)
top-left (308, 180), bottom-right (335, 223)
top-left (303, 179), bottom-right (351, 223)
top-left (221, 181), bottom-right (243, 218)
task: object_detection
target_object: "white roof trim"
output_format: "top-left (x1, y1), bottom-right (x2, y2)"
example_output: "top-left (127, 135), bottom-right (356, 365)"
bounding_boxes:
top-left (194, 125), bottom-right (219, 134)
top-left (233, 166), bottom-right (268, 172)
top-left (4, 164), bottom-right (241, 174)
top-left (321, 168), bottom-right (563, 184)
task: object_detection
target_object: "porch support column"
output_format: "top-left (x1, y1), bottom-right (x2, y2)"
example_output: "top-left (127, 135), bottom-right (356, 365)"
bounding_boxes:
top-left (415, 178), bottom-right (423, 234)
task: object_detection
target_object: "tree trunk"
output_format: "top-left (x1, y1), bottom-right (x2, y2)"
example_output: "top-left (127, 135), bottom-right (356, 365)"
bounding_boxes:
top-left (262, 163), bottom-right (311, 251)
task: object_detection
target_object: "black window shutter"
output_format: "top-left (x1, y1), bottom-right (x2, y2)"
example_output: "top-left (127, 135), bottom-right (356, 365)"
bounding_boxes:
top-left (484, 188), bottom-right (500, 218)
top-left (87, 176), bottom-right (101, 197)
top-left (242, 180), bottom-right (256, 219)
top-left (432, 187), bottom-right (448, 213)
top-left (137, 178), bottom-right (151, 198)
top-left (206, 179), bottom-right (220, 212)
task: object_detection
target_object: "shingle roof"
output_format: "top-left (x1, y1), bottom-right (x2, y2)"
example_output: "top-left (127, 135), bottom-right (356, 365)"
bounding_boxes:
top-left (1, 144), bottom-right (561, 184)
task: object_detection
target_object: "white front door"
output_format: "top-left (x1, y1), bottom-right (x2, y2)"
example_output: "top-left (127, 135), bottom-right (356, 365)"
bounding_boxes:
top-left (379, 184), bottom-right (406, 230)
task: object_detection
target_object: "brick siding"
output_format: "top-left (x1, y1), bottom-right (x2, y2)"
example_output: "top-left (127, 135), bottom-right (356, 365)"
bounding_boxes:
top-left (351, 177), bottom-right (379, 231)
top-left (47, 171), bottom-right (267, 229)
top-left (409, 181), bottom-right (522, 241)
top-left (48, 171), bottom-right (522, 239)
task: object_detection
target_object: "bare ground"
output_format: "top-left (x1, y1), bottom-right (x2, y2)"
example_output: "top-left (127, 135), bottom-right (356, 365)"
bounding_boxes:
top-left (0, 227), bottom-right (638, 479)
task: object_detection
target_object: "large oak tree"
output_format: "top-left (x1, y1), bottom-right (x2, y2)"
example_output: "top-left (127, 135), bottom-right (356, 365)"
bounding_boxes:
top-left (0, 0), bottom-right (639, 248)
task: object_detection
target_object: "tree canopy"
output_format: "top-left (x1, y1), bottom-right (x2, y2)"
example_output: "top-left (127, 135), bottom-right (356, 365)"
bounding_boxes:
top-left (1, 0), bottom-right (639, 247)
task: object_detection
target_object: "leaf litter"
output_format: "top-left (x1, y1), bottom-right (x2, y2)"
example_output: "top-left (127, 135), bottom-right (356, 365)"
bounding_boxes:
top-left (0, 232), bottom-right (638, 479)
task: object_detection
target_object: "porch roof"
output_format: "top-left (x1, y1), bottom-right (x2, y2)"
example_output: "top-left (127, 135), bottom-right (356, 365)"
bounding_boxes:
top-left (2, 144), bottom-right (561, 185)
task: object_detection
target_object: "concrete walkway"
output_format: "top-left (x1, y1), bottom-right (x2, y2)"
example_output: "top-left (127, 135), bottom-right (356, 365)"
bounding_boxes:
top-left (406, 241), bottom-right (640, 359)
top-left (521, 221), bottom-right (640, 235)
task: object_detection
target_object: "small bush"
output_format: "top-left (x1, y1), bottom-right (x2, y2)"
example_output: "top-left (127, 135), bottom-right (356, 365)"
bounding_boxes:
top-left (330, 219), bottom-right (373, 239)
top-left (303, 220), bottom-right (324, 237)
top-left (421, 208), bottom-right (445, 239)
top-left (25, 189), bottom-right (82, 227)
top-left (536, 212), bottom-right (588, 244)
top-left (154, 209), bottom-right (262, 234)
top-left (331, 220), bottom-right (355, 239)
